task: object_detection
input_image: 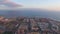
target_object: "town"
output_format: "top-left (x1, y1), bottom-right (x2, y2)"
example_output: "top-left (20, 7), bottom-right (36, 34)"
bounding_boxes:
top-left (0, 16), bottom-right (60, 34)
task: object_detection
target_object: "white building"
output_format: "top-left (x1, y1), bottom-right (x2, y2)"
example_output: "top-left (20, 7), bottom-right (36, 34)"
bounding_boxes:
top-left (37, 22), bottom-right (49, 31)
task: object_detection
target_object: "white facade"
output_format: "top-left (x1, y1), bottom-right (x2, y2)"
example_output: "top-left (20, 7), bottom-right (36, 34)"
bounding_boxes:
top-left (37, 22), bottom-right (49, 31)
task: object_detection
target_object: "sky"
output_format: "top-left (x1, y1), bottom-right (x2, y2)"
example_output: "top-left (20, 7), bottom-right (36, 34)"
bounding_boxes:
top-left (0, 0), bottom-right (60, 10)
top-left (11, 0), bottom-right (60, 10)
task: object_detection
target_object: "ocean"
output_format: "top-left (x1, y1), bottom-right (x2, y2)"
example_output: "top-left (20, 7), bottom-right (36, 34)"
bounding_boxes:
top-left (0, 9), bottom-right (60, 20)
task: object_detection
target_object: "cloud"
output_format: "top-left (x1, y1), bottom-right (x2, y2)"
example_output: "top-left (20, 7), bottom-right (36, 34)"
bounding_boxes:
top-left (0, 0), bottom-right (22, 8)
